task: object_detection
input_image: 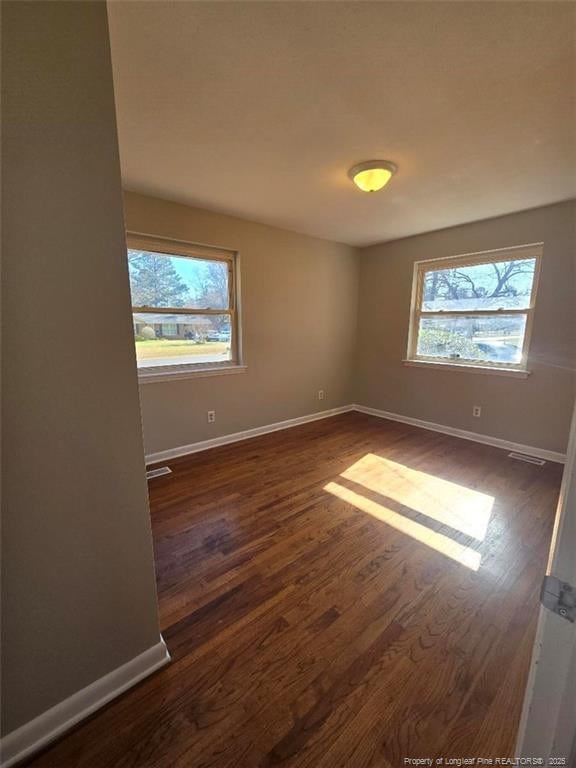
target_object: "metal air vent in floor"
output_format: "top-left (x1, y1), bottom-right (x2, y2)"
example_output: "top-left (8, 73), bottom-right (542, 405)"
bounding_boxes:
top-left (146, 466), bottom-right (173, 480)
top-left (508, 452), bottom-right (546, 466)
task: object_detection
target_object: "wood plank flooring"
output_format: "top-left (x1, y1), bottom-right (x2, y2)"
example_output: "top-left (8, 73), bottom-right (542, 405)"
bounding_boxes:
top-left (25, 412), bottom-right (562, 767)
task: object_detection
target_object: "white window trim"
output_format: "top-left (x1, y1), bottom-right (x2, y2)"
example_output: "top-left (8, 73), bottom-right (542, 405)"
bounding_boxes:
top-left (138, 364), bottom-right (248, 385)
top-left (406, 242), bottom-right (543, 376)
top-left (127, 231), bottom-right (244, 381)
top-left (402, 359), bottom-right (531, 378)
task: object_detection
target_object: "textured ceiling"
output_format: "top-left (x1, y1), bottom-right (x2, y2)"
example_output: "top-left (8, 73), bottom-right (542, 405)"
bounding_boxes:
top-left (108, 1), bottom-right (576, 246)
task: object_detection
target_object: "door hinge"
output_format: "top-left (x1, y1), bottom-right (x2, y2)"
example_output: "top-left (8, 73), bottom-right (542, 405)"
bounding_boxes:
top-left (540, 575), bottom-right (576, 623)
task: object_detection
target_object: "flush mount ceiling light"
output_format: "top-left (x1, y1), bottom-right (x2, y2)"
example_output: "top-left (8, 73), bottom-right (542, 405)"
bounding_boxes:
top-left (348, 160), bottom-right (397, 192)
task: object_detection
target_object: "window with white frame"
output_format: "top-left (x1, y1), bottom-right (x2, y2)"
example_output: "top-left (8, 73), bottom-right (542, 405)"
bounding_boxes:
top-left (407, 244), bottom-right (542, 372)
top-left (127, 233), bottom-right (240, 376)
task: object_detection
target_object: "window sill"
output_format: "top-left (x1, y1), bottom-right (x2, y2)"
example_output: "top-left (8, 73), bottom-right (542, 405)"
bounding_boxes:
top-left (402, 359), bottom-right (531, 379)
top-left (138, 364), bottom-right (247, 384)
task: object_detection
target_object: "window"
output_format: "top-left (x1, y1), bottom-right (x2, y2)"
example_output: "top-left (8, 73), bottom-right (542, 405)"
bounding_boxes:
top-left (127, 233), bottom-right (241, 379)
top-left (406, 244), bottom-right (542, 374)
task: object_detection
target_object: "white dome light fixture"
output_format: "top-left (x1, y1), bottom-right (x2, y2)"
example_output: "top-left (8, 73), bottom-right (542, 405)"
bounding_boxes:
top-left (348, 160), bottom-right (398, 192)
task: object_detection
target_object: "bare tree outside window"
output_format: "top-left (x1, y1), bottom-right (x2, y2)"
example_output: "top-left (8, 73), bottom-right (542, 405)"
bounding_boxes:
top-left (408, 246), bottom-right (541, 370)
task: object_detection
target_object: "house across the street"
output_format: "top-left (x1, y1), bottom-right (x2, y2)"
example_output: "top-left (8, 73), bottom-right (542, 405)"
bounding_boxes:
top-left (133, 313), bottom-right (229, 342)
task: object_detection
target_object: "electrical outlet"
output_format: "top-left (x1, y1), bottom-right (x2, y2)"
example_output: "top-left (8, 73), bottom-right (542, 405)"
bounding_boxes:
top-left (207, 410), bottom-right (216, 423)
top-left (473, 405), bottom-right (482, 418)
top-left (318, 389), bottom-right (325, 400)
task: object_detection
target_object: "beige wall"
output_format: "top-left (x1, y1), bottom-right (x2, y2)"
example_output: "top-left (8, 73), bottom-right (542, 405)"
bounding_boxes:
top-left (123, 192), bottom-right (359, 456)
top-left (127, 195), bottom-right (574, 458)
top-left (355, 201), bottom-right (576, 454)
top-left (1, 0), bottom-right (572, 749)
top-left (2, 1), bottom-right (161, 734)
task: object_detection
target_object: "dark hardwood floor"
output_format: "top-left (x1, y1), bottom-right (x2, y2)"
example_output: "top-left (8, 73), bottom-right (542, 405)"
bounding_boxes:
top-left (26, 412), bottom-right (562, 767)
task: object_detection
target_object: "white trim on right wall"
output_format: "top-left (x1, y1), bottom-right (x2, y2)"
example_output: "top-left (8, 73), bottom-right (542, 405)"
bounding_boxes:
top-left (352, 404), bottom-right (566, 464)
top-left (146, 403), bottom-right (566, 467)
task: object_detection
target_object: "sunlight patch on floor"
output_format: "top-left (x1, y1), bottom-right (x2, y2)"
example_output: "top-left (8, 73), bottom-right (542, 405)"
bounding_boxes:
top-left (340, 453), bottom-right (494, 541)
top-left (325, 480), bottom-right (483, 571)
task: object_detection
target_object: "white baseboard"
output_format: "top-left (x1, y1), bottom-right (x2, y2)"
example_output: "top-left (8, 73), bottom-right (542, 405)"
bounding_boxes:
top-left (353, 404), bottom-right (566, 464)
top-left (0, 638), bottom-right (170, 768)
top-left (146, 403), bottom-right (566, 466)
top-left (2, 407), bottom-right (564, 766)
top-left (146, 405), bottom-right (355, 464)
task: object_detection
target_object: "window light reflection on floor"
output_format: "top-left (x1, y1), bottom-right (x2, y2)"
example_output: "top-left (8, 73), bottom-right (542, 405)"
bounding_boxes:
top-left (341, 454), bottom-right (494, 541)
top-left (324, 454), bottom-right (495, 571)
